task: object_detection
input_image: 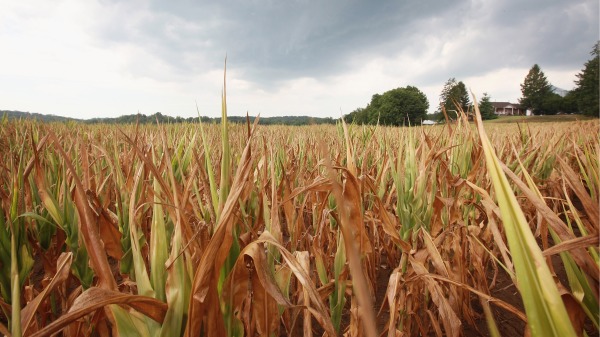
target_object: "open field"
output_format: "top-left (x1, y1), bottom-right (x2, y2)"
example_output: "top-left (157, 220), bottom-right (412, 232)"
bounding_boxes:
top-left (0, 113), bottom-right (598, 337)
top-left (485, 114), bottom-right (598, 124)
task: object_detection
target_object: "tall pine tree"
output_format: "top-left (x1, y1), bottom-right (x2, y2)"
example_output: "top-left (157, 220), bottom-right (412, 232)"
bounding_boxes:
top-left (478, 93), bottom-right (498, 120)
top-left (519, 64), bottom-right (553, 115)
top-left (439, 78), bottom-right (471, 119)
top-left (573, 42), bottom-right (599, 117)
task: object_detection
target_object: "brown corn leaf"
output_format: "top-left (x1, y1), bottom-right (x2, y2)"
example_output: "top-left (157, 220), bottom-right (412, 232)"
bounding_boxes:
top-left (558, 157), bottom-right (599, 230)
top-left (542, 234), bottom-right (599, 257)
top-left (0, 298), bottom-right (10, 318)
top-left (0, 323), bottom-right (8, 337)
top-left (466, 180), bottom-right (515, 277)
top-left (283, 177), bottom-right (332, 204)
top-left (421, 229), bottom-right (450, 278)
top-left (412, 273), bottom-right (527, 323)
top-left (21, 252), bottom-right (73, 335)
top-left (295, 251), bottom-right (312, 337)
top-left (410, 257), bottom-right (461, 337)
top-left (340, 114), bottom-right (357, 176)
top-left (386, 268), bottom-right (401, 337)
top-left (327, 161), bottom-right (377, 337)
top-left (363, 178), bottom-right (411, 252)
top-left (185, 116), bottom-right (259, 337)
top-left (45, 132), bottom-right (117, 291)
top-left (30, 287), bottom-right (168, 337)
top-left (23, 133), bottom-right (49, 180)
top-left (254, 231), bottom-right (337, 336)
top-left (86, 191), bottom-right (123, 260)
top-left (426, 309), bottom-right (443, 337)
top-left (562, 292), bottom-right (586, 337)
top-left (223, 242), bottom-right (292, 337)
top-left (342, 171), bottom-right (373, 256)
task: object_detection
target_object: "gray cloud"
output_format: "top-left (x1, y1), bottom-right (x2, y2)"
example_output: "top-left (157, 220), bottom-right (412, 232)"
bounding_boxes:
top-left (413, 0), bottom-right (597, 86)
top-left (92, 1), bottom-right (475, 83)
top-left (90, 0), bottom-right (597, 91)
top-left (2, 0), bottom-right (597, 118)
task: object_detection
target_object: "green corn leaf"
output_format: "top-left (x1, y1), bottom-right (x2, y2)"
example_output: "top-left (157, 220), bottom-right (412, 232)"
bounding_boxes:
top-left (218, 59), bottom-right (231, 218)
top-left (129, 165), bottom-right (155, 298)
top-left (150, 151), bottom-right (168, 303)
top-left (111, 305), bottom-right (152, 337)
top-left (196, 103), bottom-right (219, 221)
top-left (473, 94), bottom-right (577, 337)
top-left (11, 219), bottom-right (21, 337)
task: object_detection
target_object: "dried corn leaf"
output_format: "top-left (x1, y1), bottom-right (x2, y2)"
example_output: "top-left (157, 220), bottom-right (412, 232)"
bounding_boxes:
top-left (30, 287), bottom-right (167, 337)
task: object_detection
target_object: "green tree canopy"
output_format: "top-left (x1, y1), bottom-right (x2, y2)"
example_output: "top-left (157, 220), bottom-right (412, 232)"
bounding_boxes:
top-left (345, 86), bottom-right (429, 126)
top-left (439, 78), bottom-right (471, 119)
top-left (573, 42), bottom-right (599, 117)
top-left (478, 93), bottom-right (498, 120)
top-left (539, 92), bottom-right (564, 115)
top-left (561, 91), bottom-right (579, 115)
top-left (519, 64), bottom-right (553, 115)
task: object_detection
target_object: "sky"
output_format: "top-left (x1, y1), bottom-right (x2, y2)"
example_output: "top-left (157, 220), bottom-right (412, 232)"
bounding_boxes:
top-left (1, 0), bottom-right (598, 119)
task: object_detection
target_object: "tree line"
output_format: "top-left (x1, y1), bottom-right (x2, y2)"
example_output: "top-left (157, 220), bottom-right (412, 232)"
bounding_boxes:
top-left (345, 42), bottom-right (599, 126)
top-left (343, 78), bottom-right (498, 125)
top-left (85, 113), bottom-right (336, 125)
top-left (520, 42), bottom-right (599, 116)
top-left (2, 111), bottom-right (336, 126)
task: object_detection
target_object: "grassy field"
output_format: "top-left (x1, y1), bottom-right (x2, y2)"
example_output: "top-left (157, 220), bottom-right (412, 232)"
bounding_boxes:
top-left (0, 108), bottom-right (598, 337)
top-left (486, 114), bottom-right (598, 123)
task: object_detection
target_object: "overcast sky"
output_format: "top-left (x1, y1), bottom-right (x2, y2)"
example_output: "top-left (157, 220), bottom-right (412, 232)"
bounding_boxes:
top-left (1, 0), bottom-right (598, 119)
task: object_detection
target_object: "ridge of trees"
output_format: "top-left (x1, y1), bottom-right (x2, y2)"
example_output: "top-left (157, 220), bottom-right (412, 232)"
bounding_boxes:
top-left (1, 110), bottom-right (336, 125)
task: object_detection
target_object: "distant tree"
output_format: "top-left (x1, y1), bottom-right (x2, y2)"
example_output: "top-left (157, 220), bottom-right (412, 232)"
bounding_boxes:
top-left (478, 93), bottom-right (498, 120)
top-left (376, 86), bottom-right (429, 125)
top-left (439, 78), bottom-right (471, 119)
top-left (439, 78), bottom-right (456, 108)
top-left (539, 92), bottom-right (563, 115)
top-left (346, 86), bottom-right (429, 126)
top-left (453, 82), bottom-right (471, 112)
top-left (572, 42), bottom-right (599, 117)
top-left (519, 64), bottom-right (553, 115)
top-left (561, 91), bottom-right (579, 114)
top-left (346, 107), bottom-right (371, 124)
top-left (427, 112), bottom-right (444, 122)
top-left (366, 94), bottom-right (384, 124)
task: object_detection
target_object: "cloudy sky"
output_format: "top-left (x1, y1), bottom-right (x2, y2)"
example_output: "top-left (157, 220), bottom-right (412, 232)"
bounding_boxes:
top-left (1, 0), bottom-right (597, 119)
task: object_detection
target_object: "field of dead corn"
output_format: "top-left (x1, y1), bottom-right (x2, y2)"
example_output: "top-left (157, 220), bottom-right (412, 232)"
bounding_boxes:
top-left (0, 107), bottom-right (598, 337)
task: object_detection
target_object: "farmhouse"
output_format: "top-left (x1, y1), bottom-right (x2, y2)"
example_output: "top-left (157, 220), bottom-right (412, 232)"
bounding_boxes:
top-left (491, 102), bottom-right (527, 116)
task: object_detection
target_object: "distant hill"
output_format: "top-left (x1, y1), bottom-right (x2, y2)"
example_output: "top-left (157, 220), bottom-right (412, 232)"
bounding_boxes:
top-left (2, 110), bottom-right (337, 126)
top-left (2, 110), bottom-right (79, 123)
top-left (551, 86), bottom-right (569, 97)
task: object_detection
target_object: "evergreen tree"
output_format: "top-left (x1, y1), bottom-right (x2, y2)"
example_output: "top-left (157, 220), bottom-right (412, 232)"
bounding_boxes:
top-left (519, 64), bottom-right (553, 115)
top-left (539, 92), bottom-right (563, 115)
top-left (478, 93), bottom-right (498, 120)
top-left (439, 77), bottom-right (457, 112)
top-left (573, 42), bottom-right (599, 117)
top-left (453, 81), bottom-right (471, 112)
top-left (561, 91), bottom-right (579, 114)
top-left (439, 78), bottom-right (471, 119)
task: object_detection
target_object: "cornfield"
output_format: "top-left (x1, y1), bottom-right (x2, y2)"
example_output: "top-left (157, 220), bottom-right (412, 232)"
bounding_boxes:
top-left (0, 93), bottom-right (598, 337)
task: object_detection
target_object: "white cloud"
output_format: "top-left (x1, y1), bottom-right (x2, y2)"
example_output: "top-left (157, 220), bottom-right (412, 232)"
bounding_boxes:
top-left (0, 0), bottom-right (596, 119)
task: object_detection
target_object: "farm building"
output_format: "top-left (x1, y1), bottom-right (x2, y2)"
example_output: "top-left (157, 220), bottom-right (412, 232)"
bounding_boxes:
top-left (491, 102), bottom-right (528, 116)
